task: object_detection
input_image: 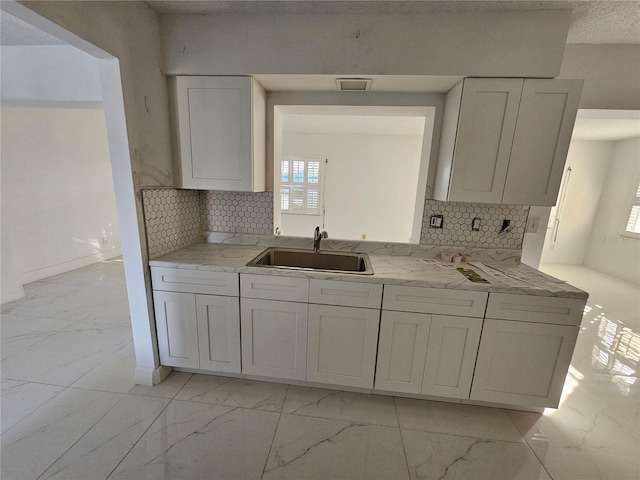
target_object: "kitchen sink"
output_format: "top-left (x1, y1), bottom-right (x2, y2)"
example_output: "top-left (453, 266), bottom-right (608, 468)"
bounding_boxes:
top-left (246, 247), bottom-right (373, 275)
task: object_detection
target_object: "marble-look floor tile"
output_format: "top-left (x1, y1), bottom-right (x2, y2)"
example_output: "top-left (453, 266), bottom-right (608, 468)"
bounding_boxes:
top-left (1, 313), bottom-right (75, 359)
top-left (39, 394), bottom-right (170, 480)
top-left (401, 428), bottom-right (551, 480)
top-left (1, 388), bottom-right (123, 480)
top-left (540, 264), bottom-right (640, 331)
top-left (262, 413), bottom-right (409, 480)
top-left (37, 259), bottom-right (127, 290)
top-left (175, 374), bottom-right (288, 411)
top-left (283, 386), bottom-right (398, 426)
top-left (395, 397), bottom-right (525, 443)
top-left (507, 389), bottom-right (639, 460)
top-left (1, 281), bottom-right (131, 326)
top-left (71, 342), bottom-right (137, 394)
top-left (109, 400), bottom-right (279, 480)
top-left (523, 446), bottom-right (639, 480)
top-left (1, 322), bottom-right (132, 386)
top-left (129, 371), bottom-right (192, 398)
top-left (1, 380), bottom-right (64, 433)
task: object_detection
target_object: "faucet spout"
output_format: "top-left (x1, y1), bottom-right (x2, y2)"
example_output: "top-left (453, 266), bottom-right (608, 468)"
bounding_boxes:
top-left (313, 226), bottom-right (328, 252)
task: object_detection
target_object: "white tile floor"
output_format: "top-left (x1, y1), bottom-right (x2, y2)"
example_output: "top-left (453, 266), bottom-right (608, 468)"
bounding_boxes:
top-left (1, 259), bottom-right (638, 480)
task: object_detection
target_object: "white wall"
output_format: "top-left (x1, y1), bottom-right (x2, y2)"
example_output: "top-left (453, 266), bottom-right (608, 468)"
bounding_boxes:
top-left (159, 11), bottom-right (570, 78)
top-left (1, 226), bottom-right (24, 304)
top-left (1, 45), bottom-right (102, 102)
top-left (16, 1), bottom-right (176, 384)
top-left (282, 132), bottom-right (422, 242)
top-left (584, 137), bottom-right (640, 284)
top-left (540, 140), bottom-right (613, 265)
top-left (1, 105), bottom-right (122, 284)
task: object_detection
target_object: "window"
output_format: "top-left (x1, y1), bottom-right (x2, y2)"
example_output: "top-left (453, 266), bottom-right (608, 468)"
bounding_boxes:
top-left (280, 157), bottom-right (323, 215)
top-left (624, 180), bottom-right (640, 236)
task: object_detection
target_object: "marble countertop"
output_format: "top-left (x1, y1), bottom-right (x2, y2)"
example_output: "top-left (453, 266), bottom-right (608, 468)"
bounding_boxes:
top-left (149, 242), bottom-right (588, 299)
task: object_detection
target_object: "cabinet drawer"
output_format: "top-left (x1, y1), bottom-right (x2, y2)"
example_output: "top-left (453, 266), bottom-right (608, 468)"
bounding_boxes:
top-left (486, 293), bottom-right (585, 326)
top-left (151, 267), bottom-right (238, 296)
top-left (240, 274), bottom-right (309, 302)
top-left (309, 280), bottom-right (382, 308)
top-left (383, 285), bottom-right (488, 318)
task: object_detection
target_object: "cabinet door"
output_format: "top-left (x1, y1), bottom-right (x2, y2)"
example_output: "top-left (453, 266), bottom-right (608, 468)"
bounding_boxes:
top-left (421, 315), bottom-right (482, 399)
top-left (307, 305), bottom-right (380, 388)
top-left (503, 79), bottom-right (583, 206)
top-left (240, 298), bottom-right (308, 380)
top-left (196, 295), bottom-right (241, 373)
top-left (470, 319), bottom-right (579, 408)
top-left (375, 311), bottom-right (431, 394)
top-left (448, 78), bottom-right (523, 203)
top-left (153, 291), bottom-right (199, 369)
top-left (173, 76), bottom-right (265, 191)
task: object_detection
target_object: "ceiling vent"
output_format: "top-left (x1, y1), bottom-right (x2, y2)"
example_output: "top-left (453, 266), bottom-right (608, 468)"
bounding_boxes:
top-left (335, 78), bottom-right (372, 92)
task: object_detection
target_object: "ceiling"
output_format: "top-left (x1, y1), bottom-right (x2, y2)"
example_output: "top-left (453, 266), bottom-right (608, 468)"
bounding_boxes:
top-left (572, 110), bottom-right (640, 141)
top-left (2, 2), bottom-right (638, 140)
top-left (147, 0), bottom-right (640, 44)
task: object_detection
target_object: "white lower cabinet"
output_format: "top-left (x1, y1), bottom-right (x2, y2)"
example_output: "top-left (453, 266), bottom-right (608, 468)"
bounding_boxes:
top-left (375, 311), bottom-right (431, 394)
top-left (307, 304), bottom-right (380, 388)
top-left (470, 318), bottom-right (579, 408)
top-left (422, 315), bottom-right (483, 398)
top-left (375, 311), bottom-right (482, 398)
top-left (196, 294), bottom-right (241, 373)
top-left (240, 298), bottom-right (308, 381)
top-left (154, 290), bottom-right (240, 372)
top-left (154, 291), bottom-right (200, 369)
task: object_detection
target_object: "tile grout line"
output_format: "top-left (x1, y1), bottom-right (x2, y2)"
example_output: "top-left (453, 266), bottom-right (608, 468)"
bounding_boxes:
top-left (103, 372), bottom-right (193, 479)
top-left (393, 396), bottom-right (413, 480)
top-left (66, 340), bottom-right (136, 392)
top-left (103, 398), bottom-right (174, 480)
top-left (0, 381), bottom-right (68, 438)
top-left (33, 388), bottom-right (127, 480)
top-left (260, 385), bottom-right (287, 479)
top-left (503, 408), bottom-right (556, 480)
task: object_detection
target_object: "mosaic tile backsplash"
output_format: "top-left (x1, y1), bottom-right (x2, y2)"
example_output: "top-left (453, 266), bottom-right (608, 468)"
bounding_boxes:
top-left (420, 200), bottom-right (529, 248)
top-left (201, 191), bottom-right (273, 235)
top-left (143, 188), bottom-right (530, 257)
top-left (142, 189), bottom-right (201, 257)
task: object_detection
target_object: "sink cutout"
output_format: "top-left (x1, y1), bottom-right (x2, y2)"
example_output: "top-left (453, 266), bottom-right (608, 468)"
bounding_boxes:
top-left (247, 247), bottom-right (373, 275)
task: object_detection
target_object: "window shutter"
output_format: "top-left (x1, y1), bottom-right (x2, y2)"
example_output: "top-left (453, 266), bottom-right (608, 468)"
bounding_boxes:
top-left (625, 181), bottom-right (640, 235)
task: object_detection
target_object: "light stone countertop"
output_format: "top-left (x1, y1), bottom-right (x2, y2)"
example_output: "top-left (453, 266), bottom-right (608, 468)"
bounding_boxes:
top-left (149, 242), bottom-right (588, 299)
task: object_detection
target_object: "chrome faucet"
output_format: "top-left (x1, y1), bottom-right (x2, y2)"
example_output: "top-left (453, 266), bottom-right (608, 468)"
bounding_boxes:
top-left (313, 226), bottom-right (328, 252)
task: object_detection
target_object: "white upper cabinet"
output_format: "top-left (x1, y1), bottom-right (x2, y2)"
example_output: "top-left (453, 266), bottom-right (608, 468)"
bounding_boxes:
top-left (503, 80), bottom-right (583, 205)
top-left (434, 78), bottom-right (583, 206)
top-left (171, 76), bottom-right (266, 191)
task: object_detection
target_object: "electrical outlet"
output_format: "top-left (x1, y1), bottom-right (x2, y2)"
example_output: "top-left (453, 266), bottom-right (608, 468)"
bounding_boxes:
top-left (471, 217), bottom-right (481, 231)
top-left (526, 216), bottom-right (540, 234)
top-left (429, 214), bottom-right (444, 228)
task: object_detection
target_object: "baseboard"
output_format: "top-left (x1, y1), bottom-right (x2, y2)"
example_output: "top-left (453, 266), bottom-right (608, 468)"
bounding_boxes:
top-left (18, 248), bottom-right (123, 284)
top-left (134, 365), bottom-right (172, 386)
top-left (1, 285), bottom-right (25, 305)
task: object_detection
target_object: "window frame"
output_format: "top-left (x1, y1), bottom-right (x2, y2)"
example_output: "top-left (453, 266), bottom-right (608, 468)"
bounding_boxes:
top-left (621, 177), bottom-right (640, 239)
top-left (280, 156), bottom-right (324, 216)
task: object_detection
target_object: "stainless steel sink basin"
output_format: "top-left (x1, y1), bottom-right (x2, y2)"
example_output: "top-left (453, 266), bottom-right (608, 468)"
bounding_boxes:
top-left (246, 247), bottom-right (373, 275)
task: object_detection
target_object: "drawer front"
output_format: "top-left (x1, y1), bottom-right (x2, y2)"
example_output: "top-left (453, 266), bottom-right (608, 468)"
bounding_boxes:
top-left (309, 279), bottom-right (382, 308)
top-left (240, 274), bottom-right (309, 302)
top-left (151, 267), bottom-right (238, 296)
top-left (383, 285), bottom-right (488, 318)
top-left (486, 293), bottom-right (585, 326)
